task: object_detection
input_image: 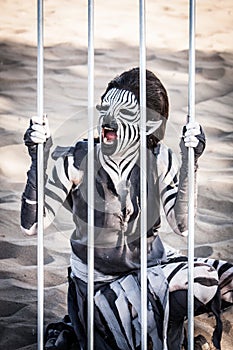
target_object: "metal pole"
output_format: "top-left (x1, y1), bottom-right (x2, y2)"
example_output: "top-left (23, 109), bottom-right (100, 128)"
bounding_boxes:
top-left (37, 1), bottom-right (44, 349)
top-left (87, 1), bottom-right (95, 350)
top-left (188, 1), bottom-right (196, 349)
top-left (139, 1), bottom-right (147, 349)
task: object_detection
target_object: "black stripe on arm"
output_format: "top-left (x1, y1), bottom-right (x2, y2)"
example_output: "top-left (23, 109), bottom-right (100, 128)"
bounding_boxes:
top-left (64, 156), bottom-right (69, 179)
top-left (44, 201), bottom-right (56, 217)
top-left (161, 183), bottom-right (177, 198)
top-left (173, 173), bottom-right (178, 186)
top-left (165, 193), bottom-right (177, 216)
top-left (45, 187), bottom-right (65, 205)
top-left (163, 191), bottom-right (177, 208)
top-left (164, 149), bottom-right (172, 179)
top-left (48, 166), bottom-right (69, 195)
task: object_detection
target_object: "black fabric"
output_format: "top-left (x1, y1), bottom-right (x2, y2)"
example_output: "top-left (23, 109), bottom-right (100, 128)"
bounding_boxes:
top-left (21, 128), bottom-right (53, 230)
top-left (20, 198), bottom-right (37, 230)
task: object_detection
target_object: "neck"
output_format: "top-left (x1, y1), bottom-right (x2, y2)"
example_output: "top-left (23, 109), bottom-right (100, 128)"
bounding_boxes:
top-left (99, 143), bottom-right (139, 183)
top-left (110, 144), bottom-right (139, 165)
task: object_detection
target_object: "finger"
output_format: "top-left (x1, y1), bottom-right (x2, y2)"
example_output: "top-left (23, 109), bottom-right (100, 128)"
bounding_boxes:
top-left (186, 121), bottom-right (199, 130)
top-left (31, 123), bottom-right (46, 131)
top-left (42, 114), bottom-right (51, 137)
top-left (31, 114), bottom-right (50, 138)
top-left (184, 134), bottom-right (198, 142)
top-left (185, 128), bottom-right (200, 137)
top-left (42, 113), bottom-right (48, 125)
top-left (185, 121), bottom-right (200, 135)
top-left (30, 131), bottom-right (47, 143)
top-left (31, 115), bottom-right (44, 125)
top-left (31, 123), bottom-right (48, 136)
top-left (184, 135), bottom-right (199, 148)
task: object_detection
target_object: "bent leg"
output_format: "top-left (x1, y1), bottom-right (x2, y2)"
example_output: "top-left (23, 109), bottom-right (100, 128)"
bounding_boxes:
top-left (68, 266), bottom-right (169, 350)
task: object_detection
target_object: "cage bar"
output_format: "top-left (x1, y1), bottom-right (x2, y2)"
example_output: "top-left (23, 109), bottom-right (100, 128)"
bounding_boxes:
top-left (188, 1), bottom-right (196, 349)
top-left (37, 1), bottom-right (44, 349)
top-left (139, 1), bottom-right (148, 349)
top-left (87, 1), bottom-right (95, 350)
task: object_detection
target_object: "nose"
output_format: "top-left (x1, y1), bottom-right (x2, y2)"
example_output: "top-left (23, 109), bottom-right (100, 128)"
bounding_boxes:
top-left (102, 113), bottom-right (117, 129)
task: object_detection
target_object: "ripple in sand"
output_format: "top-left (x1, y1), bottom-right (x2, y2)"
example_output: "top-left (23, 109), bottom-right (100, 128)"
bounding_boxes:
top-left (0, 299), bottom-right (27, 317)
top-left (0, 241), bottom-right (54, 265)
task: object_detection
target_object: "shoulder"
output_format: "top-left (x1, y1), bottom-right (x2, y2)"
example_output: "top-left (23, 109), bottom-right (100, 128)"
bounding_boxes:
top-left (51, 140), bottom-right (88, 166)
top-left (51, 139), bottom-right (99, 184)
top-left (73, 138), bottom-right (100, 165)
top-left (73, 140), bottom-right (89, 169)
top-left (51, 145), bottom-right (75, 160)
top-left (51, 143), bottom-right (85, 185)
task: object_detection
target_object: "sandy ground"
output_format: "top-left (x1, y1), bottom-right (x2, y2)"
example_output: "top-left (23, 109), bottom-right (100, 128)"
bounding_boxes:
top-left (0, 0), bottom-right (232, 349)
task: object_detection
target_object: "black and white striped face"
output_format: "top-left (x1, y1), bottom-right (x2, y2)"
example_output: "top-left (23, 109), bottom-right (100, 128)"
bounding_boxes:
top-left (97, 88), bottom-right (140, 156)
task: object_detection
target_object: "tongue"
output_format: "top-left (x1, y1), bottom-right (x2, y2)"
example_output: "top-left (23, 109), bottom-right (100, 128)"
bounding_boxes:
top-left (106, 131), bottom-right (117, 141)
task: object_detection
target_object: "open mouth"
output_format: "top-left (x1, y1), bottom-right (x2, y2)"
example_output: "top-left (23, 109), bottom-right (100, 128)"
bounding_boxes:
top-left (102, 126), bottom-right (118, 145)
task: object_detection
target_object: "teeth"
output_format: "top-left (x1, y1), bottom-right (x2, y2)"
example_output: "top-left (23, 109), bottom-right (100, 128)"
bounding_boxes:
top-left (104, 127), bottom-right (114, 131)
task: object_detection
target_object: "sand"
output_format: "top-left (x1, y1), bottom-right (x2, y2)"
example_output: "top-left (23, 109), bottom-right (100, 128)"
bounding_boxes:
top-left (0, 0), bottom-right (232, 349)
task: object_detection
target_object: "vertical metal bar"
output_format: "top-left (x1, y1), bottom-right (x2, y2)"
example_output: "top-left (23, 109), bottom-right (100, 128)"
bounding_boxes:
top-left (139, 1), bottom-right (147, 349)
top-left (87, 1), bottom-right (95, 350)
top-left (37, 1), bottom-right (44, 350)
top-left (188, 1), bottom-right (196, 349)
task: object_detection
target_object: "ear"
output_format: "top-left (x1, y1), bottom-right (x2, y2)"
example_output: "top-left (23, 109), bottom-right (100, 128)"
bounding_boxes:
top-left (145, 120), bottom-right (162, 135)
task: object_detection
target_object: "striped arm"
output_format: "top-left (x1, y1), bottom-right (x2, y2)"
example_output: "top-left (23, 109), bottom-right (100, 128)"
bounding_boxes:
top-left (157, 143), bottom-right (185, 236)
top-left (157, 142), bottom-right (198, 236)
top-left (21, 150), bottom-right (82, 235)
top-left (44, 154), bottom-right (83, 228)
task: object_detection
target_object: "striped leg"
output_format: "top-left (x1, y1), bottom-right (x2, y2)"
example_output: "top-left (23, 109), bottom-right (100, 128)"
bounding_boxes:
top-left (68, 266), bottom-right (169, 350)
top-left (162, 258), bottom-right (222, 349)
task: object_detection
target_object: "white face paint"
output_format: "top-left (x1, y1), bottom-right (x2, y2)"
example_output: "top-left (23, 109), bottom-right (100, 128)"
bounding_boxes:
top-left (146, 120), bottom-right (162, 136)
top-left (98, 88), bottom-right (140, 157)
top-left (97, 87), bottom-right (163, 157)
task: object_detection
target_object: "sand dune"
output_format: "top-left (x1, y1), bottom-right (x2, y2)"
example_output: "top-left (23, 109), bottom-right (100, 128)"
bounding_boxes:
top-left (0, 0), bottom-right (232, 349)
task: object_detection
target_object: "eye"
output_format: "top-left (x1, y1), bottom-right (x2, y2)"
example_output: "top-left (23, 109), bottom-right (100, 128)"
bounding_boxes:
top-left (96, 104), bottom-right (109, 112)
top-left (120, 108), bottom-right (135, 116)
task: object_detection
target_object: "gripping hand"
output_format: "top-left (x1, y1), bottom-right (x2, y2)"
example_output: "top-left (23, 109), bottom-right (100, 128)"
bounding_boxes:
top-left (180, 121), bottom-right (206, 161)
top-left (24, 114), bottom-right (52, 162)
top-left (21, 115), bottom-right (52, 234)
top-left (24, 115), bottom-right (51, 146)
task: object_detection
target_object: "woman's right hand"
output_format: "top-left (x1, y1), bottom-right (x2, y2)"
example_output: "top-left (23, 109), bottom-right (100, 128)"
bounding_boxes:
top-left (24, 114), bottom-right (51, 146)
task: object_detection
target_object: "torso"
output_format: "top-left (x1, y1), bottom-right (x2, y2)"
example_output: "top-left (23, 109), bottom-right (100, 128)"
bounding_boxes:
top-left (70, 142), bottom-right (166, 276)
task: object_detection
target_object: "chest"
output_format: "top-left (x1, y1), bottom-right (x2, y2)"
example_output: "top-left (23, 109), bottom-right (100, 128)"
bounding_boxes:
top-left (71, 148), bottom-right (160, 233)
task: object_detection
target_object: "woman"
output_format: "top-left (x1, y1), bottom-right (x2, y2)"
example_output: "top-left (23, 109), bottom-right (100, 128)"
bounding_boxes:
top-left (21, 68), bottom-right (206, 349)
